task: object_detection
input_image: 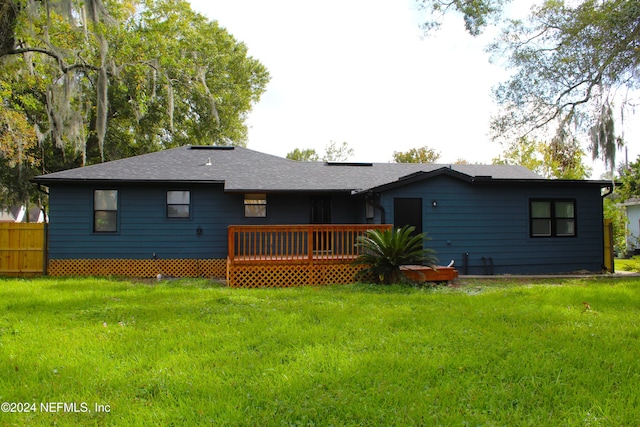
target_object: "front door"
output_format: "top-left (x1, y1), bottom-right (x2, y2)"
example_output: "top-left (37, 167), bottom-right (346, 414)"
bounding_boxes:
top-left (310, 196), bottom-right (331, 224)
top-left (394, 198), bottom-right (423, 235)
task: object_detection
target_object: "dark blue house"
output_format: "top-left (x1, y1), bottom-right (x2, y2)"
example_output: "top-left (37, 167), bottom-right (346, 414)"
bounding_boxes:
top-left (33, 145), bottom-right (614, 282)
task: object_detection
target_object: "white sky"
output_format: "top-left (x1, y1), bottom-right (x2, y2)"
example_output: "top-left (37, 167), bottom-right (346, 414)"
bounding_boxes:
top-left (188, 0), bottom-right (635, 176)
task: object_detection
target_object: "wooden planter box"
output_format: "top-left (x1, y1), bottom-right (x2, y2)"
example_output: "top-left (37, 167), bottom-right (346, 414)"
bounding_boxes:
top-left (400, 265), bottom-right (458, 283)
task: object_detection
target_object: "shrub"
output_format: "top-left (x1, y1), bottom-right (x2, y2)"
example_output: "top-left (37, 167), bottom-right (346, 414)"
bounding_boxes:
top-left (353, 225), bottom-right (438, 284)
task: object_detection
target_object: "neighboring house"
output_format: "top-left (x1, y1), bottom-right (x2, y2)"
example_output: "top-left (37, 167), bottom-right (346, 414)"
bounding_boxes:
top-left (621, 198), bottom-right (640, 254)
top-left (0, 206), bottom-right (45, 223)
top-left (0, 206), bottom-right (23, 222)
top-left (32, 145), bottom-right (614, 282)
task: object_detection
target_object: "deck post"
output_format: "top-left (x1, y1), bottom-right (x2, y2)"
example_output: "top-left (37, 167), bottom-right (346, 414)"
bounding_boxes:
top-left (308, 225), bottom-right (313, 264)
top-left (227, 226), bottom-right (235, 262)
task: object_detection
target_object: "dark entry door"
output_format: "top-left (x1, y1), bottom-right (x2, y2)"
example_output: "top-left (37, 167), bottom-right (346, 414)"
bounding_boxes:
top-left (394, 198), bottom-right (423, 235)
top-left (310, 196), bottom-right (331, 224)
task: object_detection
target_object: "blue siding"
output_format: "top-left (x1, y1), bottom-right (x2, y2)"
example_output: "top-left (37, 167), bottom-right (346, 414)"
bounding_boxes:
top-left (49, 185), bottom-right (233, 259)
top-left (48, 177), bottom-right (605, 274)
top-left (48, 185), bottom-right (359, 260)
top-left (379, 175), bottom-right (604, 274)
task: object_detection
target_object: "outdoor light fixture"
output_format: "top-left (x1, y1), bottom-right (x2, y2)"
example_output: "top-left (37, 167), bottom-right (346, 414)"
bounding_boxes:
top-left (196, 226), bottom-right (203, 236)
top-left (432, 200), bottom-right (437, 207)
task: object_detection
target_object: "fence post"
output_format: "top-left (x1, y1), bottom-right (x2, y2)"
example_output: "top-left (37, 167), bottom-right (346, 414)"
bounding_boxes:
top-left (43, 222), bottom-right (48, 275)
top-left (603, 219), bottom-right (614, 273)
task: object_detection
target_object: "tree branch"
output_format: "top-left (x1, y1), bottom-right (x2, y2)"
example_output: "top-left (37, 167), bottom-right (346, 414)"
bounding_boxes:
top-left (1, 47), bottom-right (102, 74)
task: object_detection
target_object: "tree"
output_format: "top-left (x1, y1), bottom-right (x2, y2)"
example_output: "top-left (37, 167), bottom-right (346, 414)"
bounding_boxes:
top-left (416, 0), bottom-right (509, 36)
top-left (493, 137), bottom-right (543, 174)
top-left (0, 101), bottom-right (39, 208)
top-left (617, 156), bottom-right (640, 201)
top-left (540, 131), bottom-right (592, 179)
top-left (0, 0), bottom-right (269, 207)
top-left (286, 141), bottom-right (354, 162)
top-left (603, 196), bottom-right (628, 255)
top-left (416, 0), bottom-right (639, 174)
top-left (286, 148), bottom-right (320, 162)
top-left (589, 103), bottom-right (623, 175)
top-left (488, 0), bottom-right (639, 174)
top-left (392, 146), bottom-right (441, 163)
top-left (323, 141), bottom-right (354, 162)
top-left (493, 136), bottom-right (591, 179)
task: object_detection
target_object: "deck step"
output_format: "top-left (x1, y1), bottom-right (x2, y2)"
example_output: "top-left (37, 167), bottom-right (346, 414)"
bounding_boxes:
top-left (400, 265), bottom-right (458, 283)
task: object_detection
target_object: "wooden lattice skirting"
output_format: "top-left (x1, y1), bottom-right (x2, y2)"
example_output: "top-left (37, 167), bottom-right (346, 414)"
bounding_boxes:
top-left (48, 258), bottom-right (227, 278)
top-left (227, 261), bottom-right (364, 288)
top-left (48, 258), bottom-right (363, 287)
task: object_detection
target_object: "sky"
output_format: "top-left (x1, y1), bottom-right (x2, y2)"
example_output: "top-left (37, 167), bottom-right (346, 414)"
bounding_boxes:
top-left (188, 0), bottom-right (635, 176)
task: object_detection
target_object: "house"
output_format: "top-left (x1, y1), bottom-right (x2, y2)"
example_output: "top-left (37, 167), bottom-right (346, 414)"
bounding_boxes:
top-left (32, 145), bottom-right (614, 285)
top-left (0, 206), bottom-right (24, 222)
top-left (0, 205), bottom-right (45, 223)
top-left (621, 198), bottom-right (640, 255)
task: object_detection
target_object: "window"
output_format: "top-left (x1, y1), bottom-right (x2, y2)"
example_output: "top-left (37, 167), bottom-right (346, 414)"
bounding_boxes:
top-left (167, 190), bottom-right (190, 218)
top-left (244, 194), bottom-right (266, 217)
top-left (94, 190), bottom-right (118, 232)
top-left (365, 202), bottom-right (375, 220)
top-left (530, 199), bottom-right (575, 237)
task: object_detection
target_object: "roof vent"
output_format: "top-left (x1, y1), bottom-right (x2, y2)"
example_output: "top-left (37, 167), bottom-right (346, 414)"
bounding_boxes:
top-left (325, 162), bottom-right (373, 167)
top-left (189, 145), bottom-right (234, 150)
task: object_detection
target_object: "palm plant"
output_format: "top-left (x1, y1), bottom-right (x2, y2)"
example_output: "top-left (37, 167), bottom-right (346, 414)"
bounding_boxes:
top-left (353, 225), bottom-right (438, 284)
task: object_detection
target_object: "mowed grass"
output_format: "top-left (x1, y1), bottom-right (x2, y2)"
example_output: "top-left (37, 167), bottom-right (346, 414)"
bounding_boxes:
top-left (616, 256), bottom-right (640, 273)
top-left (0, 277), bottom-right (639, 426)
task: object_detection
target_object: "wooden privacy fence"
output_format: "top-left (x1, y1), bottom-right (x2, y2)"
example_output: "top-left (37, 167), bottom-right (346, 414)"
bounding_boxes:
top-left (227, 224), bottom-right (392, 287)
top-left (0, 223), bottom-right (46, 276)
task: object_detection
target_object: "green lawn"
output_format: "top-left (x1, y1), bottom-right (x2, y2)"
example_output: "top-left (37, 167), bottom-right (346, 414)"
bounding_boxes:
top-left (616, 256), bottom-right (640, 273)
top-left (1, 276), bottom-right (639, 426)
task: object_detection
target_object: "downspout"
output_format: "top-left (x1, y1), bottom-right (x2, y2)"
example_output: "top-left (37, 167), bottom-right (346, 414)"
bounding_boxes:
top-left (462, 252), bottom-right (469, 275)
top-left (366, 191), bottom-right (386, 224)
top-left (36, 184), bottom-right (49, 276)
top-left (601, 183), bottom-right (614, 199)
top-left (601, 182), bottom-right (615, 273)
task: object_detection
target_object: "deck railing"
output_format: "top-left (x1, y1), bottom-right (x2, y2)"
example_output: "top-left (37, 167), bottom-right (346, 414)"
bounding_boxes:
top-left (228, 224), bottom-right (392, 264)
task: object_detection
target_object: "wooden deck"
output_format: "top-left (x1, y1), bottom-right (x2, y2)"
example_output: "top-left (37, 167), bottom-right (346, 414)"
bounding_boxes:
top-left (228, 224), bottom-right (392, 264)
top-left (227, 224), bottom-right (392, 287)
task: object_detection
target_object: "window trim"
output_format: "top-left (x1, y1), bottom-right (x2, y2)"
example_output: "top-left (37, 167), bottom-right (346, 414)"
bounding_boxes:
top-left (93, 189), bottom-right (118, 233)
top-left (244, 193), bottom-right (267, 218)
top-left (166, 190), bottom-right (191, 219)
top-left (529, 198), bottom-right (576, 238)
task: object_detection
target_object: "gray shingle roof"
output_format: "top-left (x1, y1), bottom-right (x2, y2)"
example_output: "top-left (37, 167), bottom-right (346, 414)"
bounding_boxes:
top-left (33, 145), bottom-right (560, 192)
